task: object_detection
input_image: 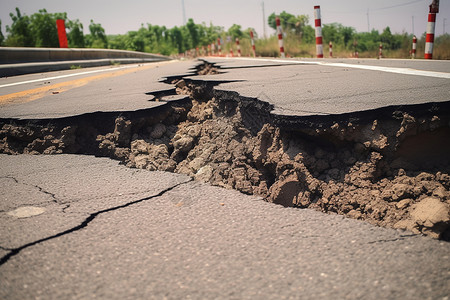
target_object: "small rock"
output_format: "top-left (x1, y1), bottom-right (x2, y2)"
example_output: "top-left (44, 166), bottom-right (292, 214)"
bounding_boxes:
top-left (348, 210), bottom-right (362, 219)
top-left (393, 219), bottom-right (417, 233)
top-left (416, 172), bottom-right (435, 182)
top-left (173, 136), bottom-right (194, 153)
top-left (189, 157), bottom-right (205, 172)
top-left (411, 197), bottom-right (449, 238)
top-left (397, 169), bottom-right (406, 176)
top-left (150, 123), bottom-right (166, 139)
top-left (195, 165), bottom-right (213, 182)
top-left (134, 155), bottom-right (150, 169)
top-left (268, 174), bottom-right (303, 207)
top-left (432, 186), bottom-right (447, 200)
top-left (396, 198), bottom-right (412, 209)
top-left (389, 183), bottom-right (412, 201)
top-left (175, 79), bottom-right (186, 89)
top-left (131, 140), bottom-right (149, 154)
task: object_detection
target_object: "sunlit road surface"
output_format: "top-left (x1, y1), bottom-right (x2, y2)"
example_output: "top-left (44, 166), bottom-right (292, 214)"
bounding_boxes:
top-left (1, 57), bottom-right (448, 119)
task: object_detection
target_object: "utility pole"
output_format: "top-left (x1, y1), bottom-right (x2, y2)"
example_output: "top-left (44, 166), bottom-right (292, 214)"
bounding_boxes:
top-left (367, 9), bottom-right (370, 32)
top-left (182, 0), bottom-right (186, 25)
top-left (262, 1), bottom-right (267, 38)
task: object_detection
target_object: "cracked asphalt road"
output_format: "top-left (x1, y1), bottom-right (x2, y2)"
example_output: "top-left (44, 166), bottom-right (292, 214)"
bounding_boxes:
top-left (1, 154), bottom-right (449, 299)
top-left (1, 58), bottom-right (450, 299)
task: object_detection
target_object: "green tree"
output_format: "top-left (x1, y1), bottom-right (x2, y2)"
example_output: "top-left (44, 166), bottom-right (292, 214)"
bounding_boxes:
top-left (67, 19), bottom-right (85, 48)
top-left (339, 26), bottom-right (356, 47)
top-left (322, 23), bottom-right (340, 44)
top-left (86, 20), bottom-right (107, 48)
top-left (227, 24), bottom-right (243, 39)
top-left (302, 25), bottom-right (315, 44)
top-left (5, 8), bottom-right (34, 46)
top-left (170, 26), bottom-right (183, 53)
top-left (268, 11), bottom-right (308, 35)
top-left (29, 9), bottom-right (66, 47)
top-left (186, 18), bottom-right (199, 48)
top-left (380, 26), bottom-right (393, 49)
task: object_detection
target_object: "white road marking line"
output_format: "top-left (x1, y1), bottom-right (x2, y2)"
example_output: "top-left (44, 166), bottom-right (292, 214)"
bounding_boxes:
top-left (325, 62), bottom-right (450, 79)
top-left (0, 64), bottom-right (143, 89)
top-left (225, 57), bottom-right (450, 79)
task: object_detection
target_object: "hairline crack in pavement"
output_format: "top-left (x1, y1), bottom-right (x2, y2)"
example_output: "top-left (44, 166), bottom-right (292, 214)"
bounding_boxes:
top-left (0, 60), bottom-right (449, 241)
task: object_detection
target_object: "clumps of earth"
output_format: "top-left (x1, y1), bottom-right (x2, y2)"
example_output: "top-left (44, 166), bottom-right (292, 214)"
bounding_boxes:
top-left (1, 81), bottom-right (449, 240)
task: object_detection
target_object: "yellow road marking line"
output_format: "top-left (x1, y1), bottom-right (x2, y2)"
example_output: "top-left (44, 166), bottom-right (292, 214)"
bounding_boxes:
top-left (0, 61), bottom-right (174, 106)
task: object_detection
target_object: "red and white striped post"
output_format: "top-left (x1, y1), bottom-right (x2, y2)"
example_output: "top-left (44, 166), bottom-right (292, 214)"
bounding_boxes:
top-left (378, 43), bottom-right (383, 59)
top-left (329, 41), bottom-right (332, 58)
top-left (314, 6), bottom-right (323, 58)
top-left (250, 30), bottom-right (256, 57)
top-left (276, 16), bottom-right (285, 58)
top-left (56, 19), bottom-right (68, 48)
top-left (217, 38), bottom-right (222, 56)
top-left (412, 35), bottom-right (417, 58)
top-left (236, 38), bottom-right (241, 57)
top-left (425, 2), bottom-right (439, 59)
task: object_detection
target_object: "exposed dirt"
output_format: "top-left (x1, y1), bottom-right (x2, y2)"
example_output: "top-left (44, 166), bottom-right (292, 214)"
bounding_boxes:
top-left (1, 61), bottom-right (449, 240)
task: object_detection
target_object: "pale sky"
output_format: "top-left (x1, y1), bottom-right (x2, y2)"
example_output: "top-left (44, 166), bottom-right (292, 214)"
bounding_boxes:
top-left (1, 0), bottom-right (449, 38)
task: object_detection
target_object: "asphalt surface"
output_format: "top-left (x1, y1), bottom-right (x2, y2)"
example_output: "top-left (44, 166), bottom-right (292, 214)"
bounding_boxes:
top-left (1, 57), bottom-right (449, 119)
top-left (1, 154), bottom-right (449, 299)
top-left (1, 58), bottom-right (450, 299)
top-left (196, 57), bottom-right (450, 116)
top-left (0, 60), bottom-right (198, 119)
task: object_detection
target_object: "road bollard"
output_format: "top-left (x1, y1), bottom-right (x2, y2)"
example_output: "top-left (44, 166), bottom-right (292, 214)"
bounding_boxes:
top-left (218, 38), bottom-right (222, 57)
top-left (379, 43), bottom-right (383, 59)
top-left (412, 35), bottom-right (417, 59)
top-left (250, 30), bottom-right (256, 57)
top-left (425, 1), bottom-right (439, 59)
top-left (56, 19), bottom-right (68, 48)
top-left (236, 38), bottom-right (241, 57)
top-left (276, 16), bottom-right (285, 58)
top-left (314, 6), bottom-right (324, 58)
top-left (329, 41), bottom-right (332, 58)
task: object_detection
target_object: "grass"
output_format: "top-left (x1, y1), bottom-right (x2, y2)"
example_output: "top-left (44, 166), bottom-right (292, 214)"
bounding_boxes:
top-left (241, 35), bottom-right (450, 60)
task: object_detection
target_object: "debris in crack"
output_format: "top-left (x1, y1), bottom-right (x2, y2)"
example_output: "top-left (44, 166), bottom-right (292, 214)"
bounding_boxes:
top-left (0, 61), bottom-right (449, 240)
top-left (196, 61), bottom-right (220, 75)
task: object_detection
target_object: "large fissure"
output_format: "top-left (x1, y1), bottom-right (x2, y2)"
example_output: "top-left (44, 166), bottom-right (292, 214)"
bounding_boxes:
top-left (1, 60), bottom-right (449, 240)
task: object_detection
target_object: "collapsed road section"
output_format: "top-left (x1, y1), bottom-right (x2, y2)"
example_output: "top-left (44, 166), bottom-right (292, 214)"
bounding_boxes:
top-left (1, 60), bottom-right (449, 240)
